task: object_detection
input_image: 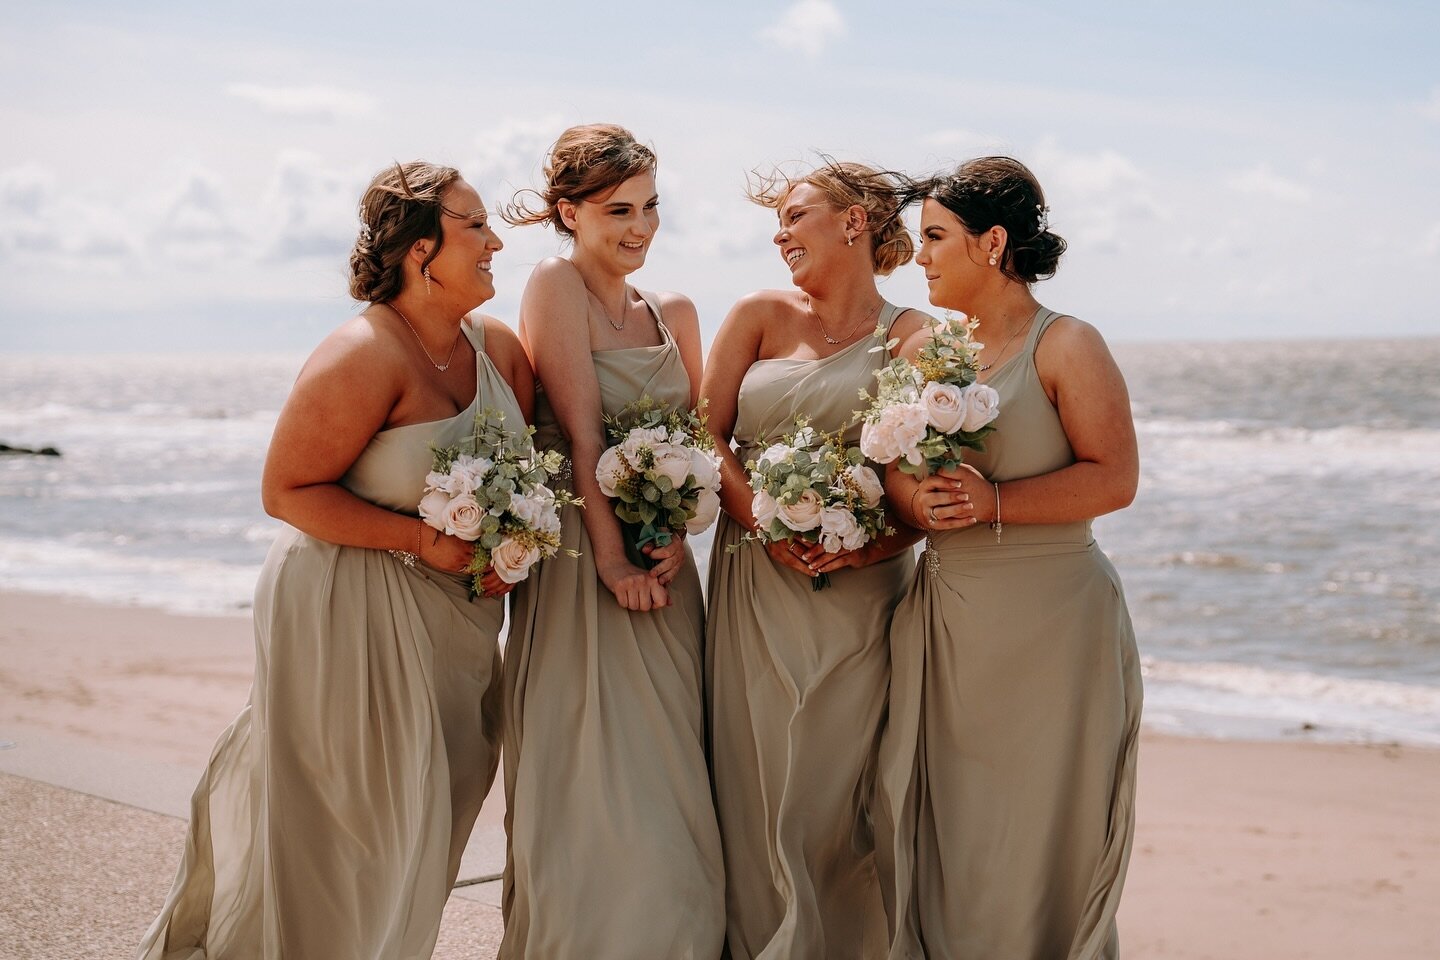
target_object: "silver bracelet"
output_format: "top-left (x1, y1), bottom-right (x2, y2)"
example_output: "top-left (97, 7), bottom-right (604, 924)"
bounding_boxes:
top-left (389, 518), bottom-right (422, 567)
top-left (990, 481), bottom-right (1002, 543)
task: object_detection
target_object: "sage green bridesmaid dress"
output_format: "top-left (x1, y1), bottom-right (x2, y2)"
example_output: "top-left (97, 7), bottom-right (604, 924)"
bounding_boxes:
top-left (138, 320), bottom-right (521, 959)
top-left (500, 292), bottom-right (725, 960)
top-left (706, 303), bottom-right (914, 960)
top-left (877, 308), bottom-right (1143, 960)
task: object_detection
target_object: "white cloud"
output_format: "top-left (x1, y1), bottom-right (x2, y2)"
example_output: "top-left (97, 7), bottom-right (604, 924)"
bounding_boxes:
top-left (467, 115), bottom-right (565, 202)
top-left (261, 151), bottom-right (366, 261)
top-left (225, 83), bottom-right (374, 120)
top-left (0, 163), bottom-right (134, 265)
top-left (1029, 143), bottom-right (1166, 252)
top-left (1226, 164), bottom-right (1312, 204)
top-left (758, 0), bottom-right (846, 58)
top-left (923, 129), bottom-right (1010, 156)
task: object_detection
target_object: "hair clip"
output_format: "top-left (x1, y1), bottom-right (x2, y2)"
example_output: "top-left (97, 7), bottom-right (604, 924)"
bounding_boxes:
top-left (359, 222), bottom-right (373, 240)
top-left (1036, 204), bottom-right (1050, 232)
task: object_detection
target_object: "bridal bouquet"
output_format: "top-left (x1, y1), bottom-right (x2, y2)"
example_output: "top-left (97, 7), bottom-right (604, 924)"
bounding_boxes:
top-left (597, 396), bottom-right (723, 561)
top-left (739, 418), bottom-right (891, 591)
top-left (859, 312), bottom-right (1000, 476)
top-left (418, 409), bottom-right (579, 595)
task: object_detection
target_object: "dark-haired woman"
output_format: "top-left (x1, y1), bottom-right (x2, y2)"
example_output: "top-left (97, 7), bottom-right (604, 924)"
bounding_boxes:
top-left (876, 157), bottom-right (1142, 960)
top-left (138, 163), bottom-right (534, 959)
top-left (498, 123), bottom-right (724, 959)
top-left (701, 161), bottom-right (927, 960)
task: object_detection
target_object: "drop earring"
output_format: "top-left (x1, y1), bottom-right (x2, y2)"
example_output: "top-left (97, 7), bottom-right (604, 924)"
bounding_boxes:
top-left (988, 254), bottom-right (998, 266)
top-left (845, 233), bottom-right (853, 247)
top-left (423, 266), bottom-right (432, 294)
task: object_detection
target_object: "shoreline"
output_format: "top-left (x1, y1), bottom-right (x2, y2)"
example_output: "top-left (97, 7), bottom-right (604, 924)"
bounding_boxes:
top-left (3, 591), bottom-right (1439, 957)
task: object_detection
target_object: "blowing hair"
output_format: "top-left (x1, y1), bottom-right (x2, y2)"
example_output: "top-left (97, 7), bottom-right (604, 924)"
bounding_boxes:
top-left (502, 123), bottom-right (658, 236)
top-left (348, 161), bottom-right (462, 303)
top-left (747, 158), bottom-right (914, 276)
top-left (901, 156), bottom-right (1066, 284)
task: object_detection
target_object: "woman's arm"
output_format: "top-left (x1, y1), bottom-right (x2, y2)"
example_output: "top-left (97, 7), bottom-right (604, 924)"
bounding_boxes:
top-left (260, 320), bottom-right (474, 572)
top-left (519, 259), bottom-right (669, 611)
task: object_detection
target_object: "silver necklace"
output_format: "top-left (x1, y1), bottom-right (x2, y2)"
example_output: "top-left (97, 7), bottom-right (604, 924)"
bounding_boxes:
top-left (976, 315), bottom-right (1031, 373)
top-left (391, 305), bottom-right (461, 372)
top-left (810, 296), bottom-right (883, 345)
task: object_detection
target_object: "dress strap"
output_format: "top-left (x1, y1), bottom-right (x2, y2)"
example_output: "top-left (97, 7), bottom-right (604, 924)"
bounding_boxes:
top-left (634, 288), bottom-right (673, 344)
top-left (880, 301), bottom-right (905, 338)
top-left (1023, 306), bottom-right (1060, 355)
top-left (460, 314), bottom-right (486, 352)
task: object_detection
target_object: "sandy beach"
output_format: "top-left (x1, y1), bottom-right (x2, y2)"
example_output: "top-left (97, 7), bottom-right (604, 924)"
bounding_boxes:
top-left (2, 590), bottom-right (1437, 959)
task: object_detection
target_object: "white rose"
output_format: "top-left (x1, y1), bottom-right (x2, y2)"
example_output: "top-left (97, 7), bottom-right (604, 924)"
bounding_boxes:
top-left (596, 445), bottom-right (628, 498)
top-left (620, 426), bottom-right (669, 464)
top-left (752, 490), bottom-right (780, 529)
top-left (846, 465), bottom-right (884, 508)
top-left (921, 380), bottom-right (967, 435)
top-left (490, 537), bottom-right (541, 584)
top-left (860, 402), bottom-right (929, 465)
top-left (777, 489), bottom-right (824, 532)
top-left (758, 442), bottom-right (792, 468)
top-left (959, 383), bottom-right (1001, 432)
top-left (688, 447), bottom-right (721, 492)
top-left (442, 494), bottom-right (485, 541)
top-left (650, 443), bottom-right (694, 490)
top-left (686, 487), bottom-right (721, 535)
top-left (417, 489), bottom-right (452, 531)
top-left (819, 505), bottom-right (865, 553)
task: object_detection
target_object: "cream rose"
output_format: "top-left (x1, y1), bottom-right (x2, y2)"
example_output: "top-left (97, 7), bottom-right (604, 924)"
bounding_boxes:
top-left (860, 402), bottom-right (929, 465)
top-left (846, 465), bottom-right (884, 508)
top-left (490, 537), bottom-right (541, 584)
top-left (417, 489), bottom-right (452, 530)
top-left (595, 446), bottom-right (628, 498)
top-left (688, 447), bottom-right (721, 492)
top-left (777, 488), bottom-right (824, 532)
top-left (620, 426), bottom-right (669, 464)
top-left (686, 487), bottom-right (721, 535)
top-left (442, 495), bottom-right (485, 540)
top-left (752, 490), bottom-right (780, 529)
top-left (921, 380), bottom-right (967, 434)
top-left (650, 443), bottom-right (694, 490)
top-left (819, 505), bottom-right (865, 553)
top-left (959, 383), bottom-right (1001, 432)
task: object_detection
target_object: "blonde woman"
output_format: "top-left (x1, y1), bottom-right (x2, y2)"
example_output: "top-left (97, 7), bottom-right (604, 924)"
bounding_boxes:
top-left (139, 162), bottom-right (533, 959)
top-left (701, 161), bottom-right (927, 959)
top-left (498, 123), bottom-right (724, 959)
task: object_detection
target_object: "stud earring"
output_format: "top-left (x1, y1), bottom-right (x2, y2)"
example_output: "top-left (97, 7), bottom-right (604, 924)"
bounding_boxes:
top-left (988, 254), bottom-right (998, 266)
top-left (423, 266), bottom-right (432, 294)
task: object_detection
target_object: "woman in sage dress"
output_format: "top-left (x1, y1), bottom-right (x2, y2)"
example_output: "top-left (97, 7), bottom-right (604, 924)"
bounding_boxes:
top-left (876, 157), bottom-right (1143, 960)
top-left (701, 161), bottom-right (927, 960)
top-left (498, 123), bottom-right (725, 959)
top-left (137, 162), bottom-right (535, 959)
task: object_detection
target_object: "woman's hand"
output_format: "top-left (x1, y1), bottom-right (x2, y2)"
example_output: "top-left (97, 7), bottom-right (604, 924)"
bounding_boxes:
top-left (597, 557), bottom-right (670, 611)
top-left (418, 525), bottom-right (478, 574)
top-left (476, 565), bottom-right (517, 599)
top-left (910, 464), bottom-right (994, 531)
top-left (765, 538), bottom-right (823, 578)
top-left (642, 534), bottom-right (688, 586)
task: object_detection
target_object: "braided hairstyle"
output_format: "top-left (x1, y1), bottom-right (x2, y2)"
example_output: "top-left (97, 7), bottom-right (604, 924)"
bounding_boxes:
top-left (348, 161), bottom-right (461, 303)
top-left (502, 124), bottom-right (657, 236)
top-left (907, 156), bottom-right (1065, 284)
top-left (747, 159), bottom-right (914, 276)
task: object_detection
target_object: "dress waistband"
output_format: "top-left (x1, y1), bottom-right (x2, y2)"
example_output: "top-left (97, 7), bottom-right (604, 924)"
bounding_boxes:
top-left (928, 520), bottom-right (1093, 558)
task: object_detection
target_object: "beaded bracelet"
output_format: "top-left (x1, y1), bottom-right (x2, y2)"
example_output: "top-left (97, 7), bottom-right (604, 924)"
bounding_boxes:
top-left (389, 518), bottom-right (422, 567)
top-left (990, 482), bottom-right (1002, 543)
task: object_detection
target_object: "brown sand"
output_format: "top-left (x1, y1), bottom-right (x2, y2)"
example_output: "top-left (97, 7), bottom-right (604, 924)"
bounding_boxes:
top-left (2, 591), bottom-right (1438, 958)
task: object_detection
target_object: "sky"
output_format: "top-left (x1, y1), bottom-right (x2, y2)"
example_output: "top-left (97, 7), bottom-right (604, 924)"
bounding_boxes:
top-left (1, 0), bottom-right (1438, 353)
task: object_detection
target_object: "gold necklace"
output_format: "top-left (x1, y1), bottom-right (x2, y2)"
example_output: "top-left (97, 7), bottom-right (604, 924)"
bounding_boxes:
top-left (390, 305), bottom-right (461, 372)
top-left (587, 285), bottom-right (628, 331)
top-left (810, 296), bottom-right (883, 345)
top-left (975, 314), bottom-right (1032, 373)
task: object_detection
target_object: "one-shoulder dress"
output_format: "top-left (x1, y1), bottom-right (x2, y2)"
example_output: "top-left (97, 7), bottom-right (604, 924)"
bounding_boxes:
top-left (877, 308), bottom-right (1143, 960)
top-left (500, 292), bottom-right (725, 959)
top-left (706, 303), bottom-right (914, 959)
top-left (138, 320), bottom-right (520, 959)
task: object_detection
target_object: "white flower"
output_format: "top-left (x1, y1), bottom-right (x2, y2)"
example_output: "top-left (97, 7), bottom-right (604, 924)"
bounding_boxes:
top-left (686, 487), bottom-right (721, 535)
top-left (819, 505), bottom-right (866, 553)
top-left (920, 380), bottom-right (967, 435)
top-left (453, 454), bottom-right (494, 487)
top-left (777, 488), bottom-right (824, 532)
top-left (510, 491), bottom-right (561, 535)
top-left (758, 442), bottom-right (792, 468)
top-left (426, 468), bottom-right (468, 496)
top-left (650, 443), bottom-right (694, 490)
top-left (619, 426), bottom-right (669, 464)
top-left (689, 447), bottom-right (721, 492)
top-left (596, 446), bottom-right (628, 498)
top-left (959, 383), bottom-right (1001, 432)
top-left (752, 490), bottom-right (780, 529)
top-left (846, 465), bottom-right (884, 508)
top-left (417, 489), bottom-right (453, 531)
top-left (792, 426), bottom-right (817, 449)
top-left (490, 537), bottom-right (541, 584)
top-left (442, 495), bottom-right (485, 541)
top-left (860, 402), bottom-right (929, 465)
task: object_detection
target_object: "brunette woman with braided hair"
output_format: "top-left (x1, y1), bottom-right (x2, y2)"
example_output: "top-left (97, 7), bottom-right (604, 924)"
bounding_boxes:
top-left (875, 157), bottom-right (1142, 960)
top-left (139, 162), bottom-right (534, 959)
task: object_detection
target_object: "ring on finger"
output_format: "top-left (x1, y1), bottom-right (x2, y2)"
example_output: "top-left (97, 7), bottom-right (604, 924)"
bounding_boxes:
top-left (926, 506), bottom-right (938, 525)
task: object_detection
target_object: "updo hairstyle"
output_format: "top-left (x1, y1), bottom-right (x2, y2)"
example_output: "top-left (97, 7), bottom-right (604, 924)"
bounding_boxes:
top-left (503, 123), bottom-right (657, 236)
top-left (910, 156), bottom-right (1066, 283)
top-left (747, 160), bottom-right (914, 277)
top-left (348, 161), bottom-right (461, 303)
